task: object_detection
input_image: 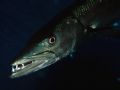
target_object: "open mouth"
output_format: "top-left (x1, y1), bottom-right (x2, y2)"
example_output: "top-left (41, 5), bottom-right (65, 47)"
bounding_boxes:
top-left (12, 60), bottom-right (34, 73)
top-left (10, 51), bottom-right (58, 78)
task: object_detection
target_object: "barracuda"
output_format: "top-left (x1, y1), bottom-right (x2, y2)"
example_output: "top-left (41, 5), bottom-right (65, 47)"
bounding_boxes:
top-left (10, 0), bottom-right (120, 78)
top-left (10, 17), bottom-right (81, 78)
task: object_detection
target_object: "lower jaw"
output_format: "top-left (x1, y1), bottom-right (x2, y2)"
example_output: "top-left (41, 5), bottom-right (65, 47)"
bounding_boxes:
top-left (10, 60), bottom-right (49, 78)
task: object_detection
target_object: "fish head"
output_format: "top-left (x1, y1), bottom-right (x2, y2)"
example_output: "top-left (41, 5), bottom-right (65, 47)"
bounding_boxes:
top-left (10, 18), bottom-right (82, 78)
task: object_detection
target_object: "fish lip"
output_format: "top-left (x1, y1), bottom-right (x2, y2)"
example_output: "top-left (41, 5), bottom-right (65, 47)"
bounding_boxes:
top-left (10, 51), bottom-right (58, 78)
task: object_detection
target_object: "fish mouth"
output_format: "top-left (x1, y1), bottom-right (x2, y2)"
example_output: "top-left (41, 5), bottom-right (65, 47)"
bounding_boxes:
top-left (10, 51), bottom-right (59, 78)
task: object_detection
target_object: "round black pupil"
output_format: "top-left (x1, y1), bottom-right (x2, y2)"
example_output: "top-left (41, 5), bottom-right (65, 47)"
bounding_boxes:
top-left (50, 37), bottom-right (55, 43)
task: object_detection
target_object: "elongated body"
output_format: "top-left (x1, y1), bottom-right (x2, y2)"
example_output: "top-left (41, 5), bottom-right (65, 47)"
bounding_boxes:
top-left (11, 0), bottom-right (120, 78)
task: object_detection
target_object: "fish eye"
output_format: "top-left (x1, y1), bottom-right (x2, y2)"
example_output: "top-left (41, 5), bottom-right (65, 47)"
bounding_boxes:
top-left (48, 36), bottom-right (56, 44)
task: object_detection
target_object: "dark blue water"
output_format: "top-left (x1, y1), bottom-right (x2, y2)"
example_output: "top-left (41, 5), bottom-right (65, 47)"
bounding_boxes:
top-left (0, 0), bottom-right (120, 89)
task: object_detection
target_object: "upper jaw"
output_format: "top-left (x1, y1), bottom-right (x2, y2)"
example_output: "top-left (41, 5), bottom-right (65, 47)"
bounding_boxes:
top-left (11, 58), bottom-right (35, 74)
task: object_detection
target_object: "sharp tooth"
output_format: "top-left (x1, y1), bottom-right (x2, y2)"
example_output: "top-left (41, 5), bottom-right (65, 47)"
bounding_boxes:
top-left (12, 67), bottom-right (15, 72)
top-left (17, 68), bottom-right (21, 70)
top-left (21, 64), bottom-right (25, 69)
top-left (16, 65), bottom-right (18, 70)
top-left (12, 65), bottom-right (16, 72)
top-left (16, 65), bottom-right (21, 70)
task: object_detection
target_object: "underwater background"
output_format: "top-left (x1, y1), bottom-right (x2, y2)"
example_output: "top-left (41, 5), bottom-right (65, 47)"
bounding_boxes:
top-left (0, 0), bottom-right (120, 89)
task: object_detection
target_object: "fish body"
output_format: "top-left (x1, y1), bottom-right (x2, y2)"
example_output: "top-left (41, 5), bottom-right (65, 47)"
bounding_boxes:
top-left (11, 0), bottom-right (120, 78)
top-left (74, 0), bottom-right (120, 28)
